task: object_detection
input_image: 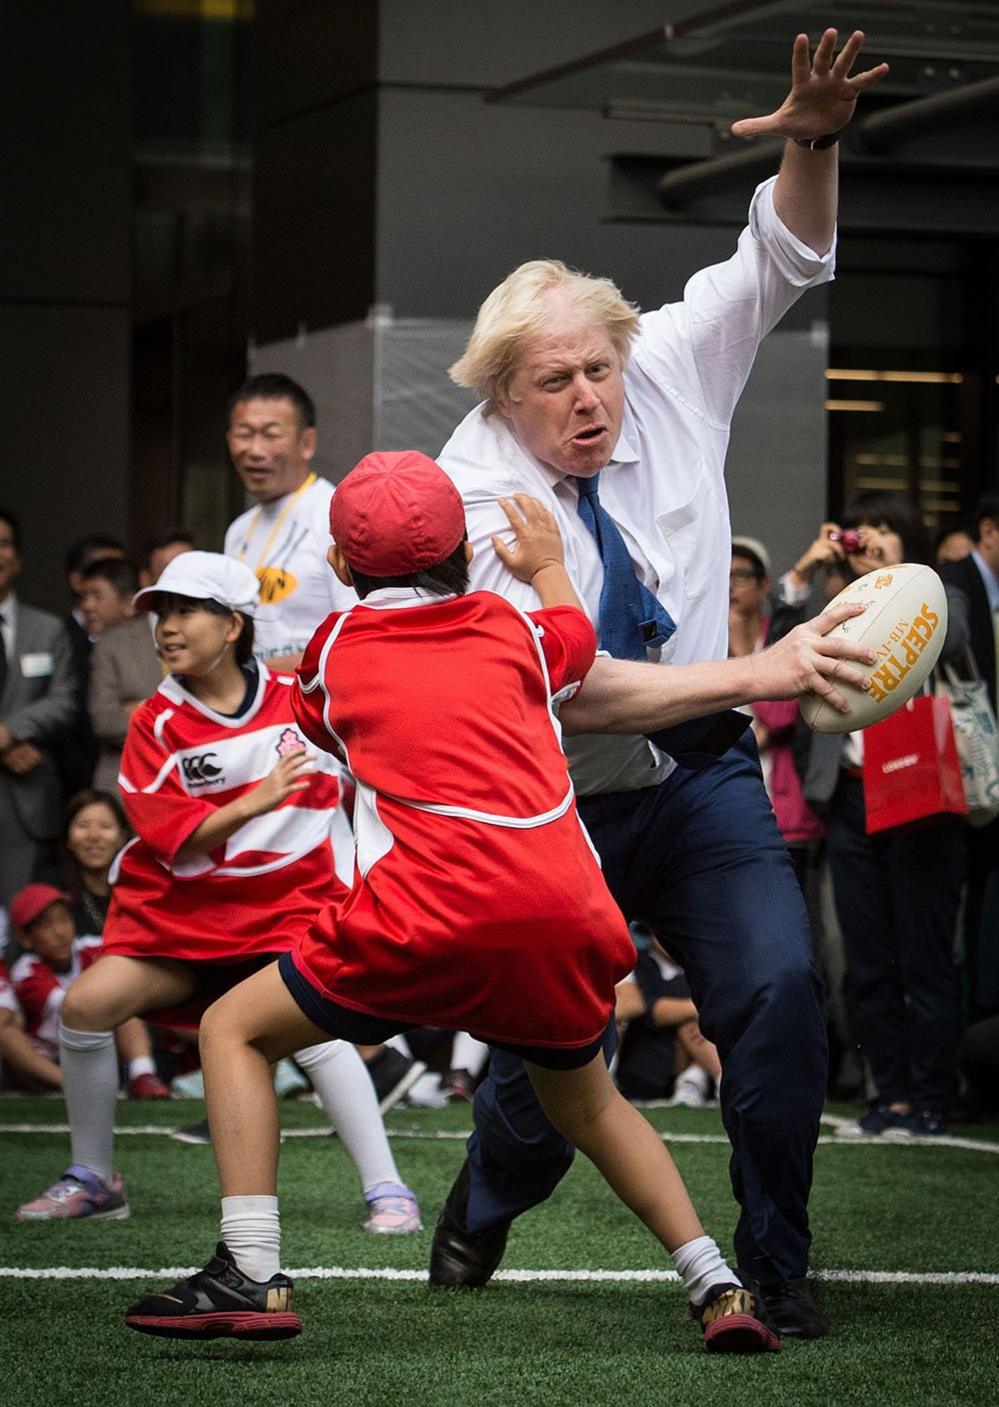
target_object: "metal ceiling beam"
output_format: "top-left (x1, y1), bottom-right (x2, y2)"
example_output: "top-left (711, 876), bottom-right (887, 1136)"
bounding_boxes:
top-left (859, 72), bottom-right (999, 150)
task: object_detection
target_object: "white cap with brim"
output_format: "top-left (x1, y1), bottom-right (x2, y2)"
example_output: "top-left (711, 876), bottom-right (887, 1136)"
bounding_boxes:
top-left (132, 551), bottom-right (260, 617)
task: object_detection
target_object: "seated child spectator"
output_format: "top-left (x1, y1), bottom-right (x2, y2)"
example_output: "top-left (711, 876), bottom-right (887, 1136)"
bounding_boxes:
top-left (615, 924), bottom-right (721, 1107)
top-left (8, 884), bottom-right (166, 1099)
top-left (124, 451), bottom-right (780, 1354)
top-left (0, 956), bottom-right (62, 1091)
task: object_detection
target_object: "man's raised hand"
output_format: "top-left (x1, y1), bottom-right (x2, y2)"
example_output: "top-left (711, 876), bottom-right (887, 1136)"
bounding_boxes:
top-left (731, 29), bottom-right (889, 143)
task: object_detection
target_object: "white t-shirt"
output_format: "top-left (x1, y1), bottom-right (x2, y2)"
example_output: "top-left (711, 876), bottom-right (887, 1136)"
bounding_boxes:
top-left (224, 475), bottom-right (356, 662)
top-left (438, 176), bottom-right (835, 795)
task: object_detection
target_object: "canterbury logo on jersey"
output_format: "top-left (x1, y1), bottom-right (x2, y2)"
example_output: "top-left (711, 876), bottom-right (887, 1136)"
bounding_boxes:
top-left (181, 753), bottom-right (224, 785)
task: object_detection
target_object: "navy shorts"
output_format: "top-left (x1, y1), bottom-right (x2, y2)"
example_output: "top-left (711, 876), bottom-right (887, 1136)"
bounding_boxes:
top-left (278, 953), bottom-right (603, 1072)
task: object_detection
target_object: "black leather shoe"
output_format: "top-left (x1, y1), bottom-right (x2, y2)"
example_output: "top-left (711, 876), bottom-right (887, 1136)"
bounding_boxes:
top-left (760, 1277), bottom-right (830, 1338)
top-left (429, 1158), bottom-right (510, 1288)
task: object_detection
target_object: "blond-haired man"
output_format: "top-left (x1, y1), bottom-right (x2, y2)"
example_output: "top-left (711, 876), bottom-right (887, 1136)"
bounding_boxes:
top-left (430, 30), bottom-right (888, 1341)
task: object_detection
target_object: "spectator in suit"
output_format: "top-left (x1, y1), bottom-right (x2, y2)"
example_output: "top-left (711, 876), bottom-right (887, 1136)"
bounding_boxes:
top-left (55, 534), bottom-right (125, 800)
top-left (79, 558), bottom-right (140, 639)
top-left (939, 494), bottom-right (999, 1018)
top-left (0, 509), bottom-right (77, 905)
top-left (87, 577), bottom-right (163, 793)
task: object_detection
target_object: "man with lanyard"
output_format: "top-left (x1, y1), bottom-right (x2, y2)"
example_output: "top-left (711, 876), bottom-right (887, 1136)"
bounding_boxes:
top-left (224, 373), bottom-right (354, 669)
top-left (222, 373), bottom-right (428, 1112)
top-left (429, 29), bottom-right (888, 1340)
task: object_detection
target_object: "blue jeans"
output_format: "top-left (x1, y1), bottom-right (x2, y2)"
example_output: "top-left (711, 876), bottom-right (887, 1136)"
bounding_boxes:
top-left (466, 736), bottom-right (827, 1286)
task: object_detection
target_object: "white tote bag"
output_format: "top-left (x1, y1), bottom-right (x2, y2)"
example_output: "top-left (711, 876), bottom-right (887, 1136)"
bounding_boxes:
top-left (936, 652), bottom-right (999, 827)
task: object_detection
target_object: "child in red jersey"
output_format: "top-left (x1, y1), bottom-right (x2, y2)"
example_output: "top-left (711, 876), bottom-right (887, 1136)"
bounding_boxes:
top-left (125, 453), bottom-right (779, 1354)
top-left (7, 883), bottom-right (161, 1094)
top-left (15, 553), bottom-right (418, 1236)
top-left (0, 950), bottom-right (61, 1092)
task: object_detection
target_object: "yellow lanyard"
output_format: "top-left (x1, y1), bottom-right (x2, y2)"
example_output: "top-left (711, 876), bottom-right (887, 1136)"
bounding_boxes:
top-left (237, 472), bottom-right (317, 575)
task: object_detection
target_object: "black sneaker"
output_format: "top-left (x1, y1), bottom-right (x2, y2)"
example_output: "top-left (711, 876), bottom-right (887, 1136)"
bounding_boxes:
top-left (760, 1277), bottom-right (830, 1339)
top-left (363, 1048), bottom-right (427, 1113)
top-left (429, 1158), bottom-right (510, 1289)
top-left (906, 1108), bottom-right (947, 1136)
top-left (124, 1241), bottom-right (301, 1340)
top-left (695, 1281), bottom-right (782, 1354)
top-left (170, 1119), bottom-right (211, 1145)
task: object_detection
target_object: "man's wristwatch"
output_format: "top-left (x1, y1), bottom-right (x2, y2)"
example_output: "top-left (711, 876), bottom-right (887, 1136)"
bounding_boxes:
top-left (793, 130), bottom-right (843, 150)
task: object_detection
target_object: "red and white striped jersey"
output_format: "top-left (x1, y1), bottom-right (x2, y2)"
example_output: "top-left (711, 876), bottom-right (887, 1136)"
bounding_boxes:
top-left (10, 937), bottom-right (102, 1059)
top-left (0, 958), bottom-right (21, 1017)
top-left (104, 664), bottom-right (350, 963)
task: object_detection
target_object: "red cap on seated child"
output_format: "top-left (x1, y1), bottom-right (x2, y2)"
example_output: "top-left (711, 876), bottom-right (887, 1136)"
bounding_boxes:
top-left (9, 883), bottom-right (73, 934)
top-left (330, 450), bottom-right (466, 576)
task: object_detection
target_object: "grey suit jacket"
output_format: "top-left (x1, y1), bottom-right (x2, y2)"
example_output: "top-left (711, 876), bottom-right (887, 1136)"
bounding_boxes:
top-left (0, 597), bottom-right (77, 839)
top-left (88, 614), bottom-right (163, 792)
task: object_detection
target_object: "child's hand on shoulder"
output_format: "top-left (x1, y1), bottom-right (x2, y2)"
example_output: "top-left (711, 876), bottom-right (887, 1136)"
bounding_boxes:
top-left (491, 495), bottom-right (565, 584)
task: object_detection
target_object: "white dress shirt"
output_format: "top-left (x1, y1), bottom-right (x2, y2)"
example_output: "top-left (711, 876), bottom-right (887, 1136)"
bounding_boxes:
top-left (0, 591), bottom-right (15, 666)
top-left (438, 176), bottom-right (835, 795)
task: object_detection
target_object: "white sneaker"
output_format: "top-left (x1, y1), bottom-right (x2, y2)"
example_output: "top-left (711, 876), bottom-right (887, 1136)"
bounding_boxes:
top-left (668, 1073), bottom-right (710, 1109)
top-left (403, 1072), bottom-right (448, 1109)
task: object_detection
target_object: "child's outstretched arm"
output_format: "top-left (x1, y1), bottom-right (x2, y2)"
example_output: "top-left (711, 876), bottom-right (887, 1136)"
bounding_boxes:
top-left (491, 495), bottom-right (581, 611)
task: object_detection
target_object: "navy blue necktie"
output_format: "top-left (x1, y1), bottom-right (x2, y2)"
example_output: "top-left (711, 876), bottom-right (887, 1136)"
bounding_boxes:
top-left (571, 473), bottom-right (750, 769)
top-left (571, 473), bottom-right (675, 660)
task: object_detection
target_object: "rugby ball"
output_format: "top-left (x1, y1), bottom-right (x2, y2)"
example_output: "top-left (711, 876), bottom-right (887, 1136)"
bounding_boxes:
top-left (800, 562), bottom-right (947, 734)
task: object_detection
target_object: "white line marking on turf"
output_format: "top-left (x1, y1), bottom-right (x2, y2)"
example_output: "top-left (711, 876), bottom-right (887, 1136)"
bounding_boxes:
top-left (2, 1123), bottom-right (998, 1153)
top-left (1, 1266), bottom-right (997, 1285)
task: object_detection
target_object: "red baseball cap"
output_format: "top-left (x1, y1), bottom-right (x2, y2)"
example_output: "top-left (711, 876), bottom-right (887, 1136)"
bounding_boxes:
top-left (9, 883), bottom-right (72, 933)
top-left (330, 450), bottom-right (466, 576)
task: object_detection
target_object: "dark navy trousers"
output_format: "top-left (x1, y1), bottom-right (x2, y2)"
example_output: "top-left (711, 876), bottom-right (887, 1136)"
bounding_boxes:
top-left (466, 735), bottom-right (828, 1287)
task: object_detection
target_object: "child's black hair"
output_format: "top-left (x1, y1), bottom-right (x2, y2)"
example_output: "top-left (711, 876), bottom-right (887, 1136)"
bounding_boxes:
top-left (155, 593), bottom-right (256, 665)
top-left (349, 538), bottom-right (470, 600)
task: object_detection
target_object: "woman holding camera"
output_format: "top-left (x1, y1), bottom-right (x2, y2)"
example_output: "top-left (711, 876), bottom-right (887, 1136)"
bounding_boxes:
top-left (791, 492), bottom-right (969, 1136)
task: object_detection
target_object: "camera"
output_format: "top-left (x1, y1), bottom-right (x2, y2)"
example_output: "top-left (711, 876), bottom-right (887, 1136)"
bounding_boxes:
top-left (830, 529), bottom-right (863, 554)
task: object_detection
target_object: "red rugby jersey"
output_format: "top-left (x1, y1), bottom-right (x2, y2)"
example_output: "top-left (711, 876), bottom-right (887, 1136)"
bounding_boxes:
top-left (104, 665), bottom-right (349, 962)
top-left (291, 589), bottom-right (635, 1049)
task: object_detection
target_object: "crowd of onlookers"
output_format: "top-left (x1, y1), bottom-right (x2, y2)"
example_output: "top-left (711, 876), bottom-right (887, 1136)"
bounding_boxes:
top-left (725, 493), bottom-right (999, 1130)
top-left (2, 477), bottom-right (997, 1126)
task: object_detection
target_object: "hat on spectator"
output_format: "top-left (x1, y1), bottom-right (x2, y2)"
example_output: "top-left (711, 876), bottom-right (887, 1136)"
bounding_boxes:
top-left (731, 535), bottom-right (772, 579)
top-left (9, 883), bottom-right (72, 933)
top-left (330, 450), bottom-right (467, 576)
top-left (132, 551), bottom-right (260, 617)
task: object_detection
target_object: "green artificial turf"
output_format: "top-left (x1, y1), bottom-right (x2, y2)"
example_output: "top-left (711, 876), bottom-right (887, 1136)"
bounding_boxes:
top-left (2, 1098), bottom-right (998, 1407)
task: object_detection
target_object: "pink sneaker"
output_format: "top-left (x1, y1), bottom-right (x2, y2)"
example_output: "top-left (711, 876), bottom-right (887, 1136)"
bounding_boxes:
top-left (362, 1182), bottom-right (421, 1235)
top-left (15, 1165), bottom-right (129, 1222)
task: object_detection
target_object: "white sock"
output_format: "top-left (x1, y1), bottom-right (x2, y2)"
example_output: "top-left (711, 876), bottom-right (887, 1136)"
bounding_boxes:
top-left (127, 1055), bottom-right (156, 1080)
top-left (672, 1234), bottom-right (736, 1305)
top-left (220, 1195), bottom-right (280, 1282)
top-left (293, 1040), bottom-right (403, 1195)
top-left (451, 1032), bottom-right (489, 1076)
top-left (59, 1024), bottom-right (118, 1185)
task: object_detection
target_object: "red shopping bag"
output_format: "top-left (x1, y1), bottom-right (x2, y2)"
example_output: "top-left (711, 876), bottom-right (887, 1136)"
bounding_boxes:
top-left (862, 694), bottom-right (968, 835)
